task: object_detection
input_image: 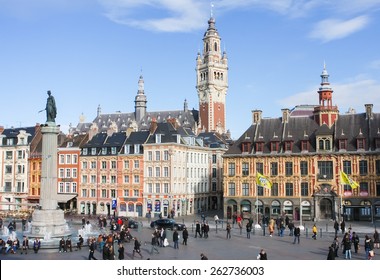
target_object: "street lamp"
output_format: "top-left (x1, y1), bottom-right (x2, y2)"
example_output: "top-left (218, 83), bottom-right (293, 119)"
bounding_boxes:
top-left (299, 179), bottom-right (304, 230)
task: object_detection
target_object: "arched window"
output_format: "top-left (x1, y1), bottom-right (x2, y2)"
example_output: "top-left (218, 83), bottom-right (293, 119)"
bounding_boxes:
top-left (214, 42), bottom-right (218, 51)
top-left (205, 43), bottom-right (209, 52)
top-left (319, 140), bottom-right (324, 150)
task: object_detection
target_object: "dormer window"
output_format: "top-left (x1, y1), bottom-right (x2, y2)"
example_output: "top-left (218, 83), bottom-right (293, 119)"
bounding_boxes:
top-left (339, 139), bottom-right (347, 150)
top-left (316, 136), bottom-right (333, 152)
top-left (256, 142), bottom-right (264, 153)
top-left (301, 140), bottom-right (309, 152)
top-left (241, 142), bottom-right (251, 153)
top-left (82, 148), bottom-right (88, 156)
top-left (270, 142), bottom-right (279, 153)
top-left (101, 147), bottom-right (107, 155)
top-left (284, 141), bottom-right (293, 152)
top-left (155, 134), bottom-right (162, 144)
top-left (134, 144), bottom-right (140, 154)
top-left (91, 148), bottom-right (97, 155)
top-left (376, 138), bottom-right (380, 149)
top-left (357, 138), bottom-right (365, 150)
top-left (124, 145), bottom-right (130, 154)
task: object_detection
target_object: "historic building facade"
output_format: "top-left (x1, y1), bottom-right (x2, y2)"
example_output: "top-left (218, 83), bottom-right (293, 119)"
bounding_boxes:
top-left (222, 66), bottom-right (380, 222)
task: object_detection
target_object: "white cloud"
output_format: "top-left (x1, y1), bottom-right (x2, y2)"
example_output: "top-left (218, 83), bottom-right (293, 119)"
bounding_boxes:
top-left (309, 16), bottom-right (370, 42)
top-left (99, 0), bottom-right (208, 32)
top-left (370, 59), bottom-right (380, 69)
top-left (279, 77), bottom-right (380, 114)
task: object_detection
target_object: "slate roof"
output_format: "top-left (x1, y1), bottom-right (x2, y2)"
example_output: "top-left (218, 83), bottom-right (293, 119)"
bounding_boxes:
top-left (225, 108), bottom-right (380, 155)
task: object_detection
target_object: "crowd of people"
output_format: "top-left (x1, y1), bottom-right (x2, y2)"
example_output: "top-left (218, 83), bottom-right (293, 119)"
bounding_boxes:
top-left (1, 213), bottom-right (379, 261)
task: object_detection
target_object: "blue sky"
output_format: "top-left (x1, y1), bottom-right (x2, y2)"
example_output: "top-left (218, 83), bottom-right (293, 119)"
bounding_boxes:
top-left (1, 0), bottom-right (380, 139)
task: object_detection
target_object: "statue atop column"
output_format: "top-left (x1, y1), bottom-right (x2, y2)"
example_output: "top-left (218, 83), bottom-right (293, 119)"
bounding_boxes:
top-left (45, 90), bottom-right (57, 123)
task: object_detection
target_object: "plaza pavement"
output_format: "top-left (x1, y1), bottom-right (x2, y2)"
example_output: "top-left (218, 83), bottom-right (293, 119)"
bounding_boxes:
top-left (1, 211), bottom-right (379, 261)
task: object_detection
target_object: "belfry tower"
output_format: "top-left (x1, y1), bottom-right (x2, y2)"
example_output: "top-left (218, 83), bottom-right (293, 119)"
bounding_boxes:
top-left (196, 16), bottom-right (228, 134)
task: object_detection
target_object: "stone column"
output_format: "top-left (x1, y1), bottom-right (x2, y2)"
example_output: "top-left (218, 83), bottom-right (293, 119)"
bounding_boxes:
top-left (40, 123), bottom-right (60, 210)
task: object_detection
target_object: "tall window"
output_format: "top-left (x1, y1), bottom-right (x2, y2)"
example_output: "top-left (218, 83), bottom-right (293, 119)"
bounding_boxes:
top-left (285, 162), bottom-right (293, 176)
top-left (257, 186), bottom-right (264, 196)
top-left (228, 163), bottom-right (235, 176)
top-left (242, 183), bottom-right (249, 196)
top-left (271, 183), bottom-right (278, 196)
top-left (376, 160), bottom-right (380, 175)
top-left (164, 151), bottom-right (169, 161)
top-left (164, 167), bottom-right (169, 177)
top-left (301, 182), bottom-right (308, 196)
top-left (300, 161), bottom-right (308, 176)
top-left (318, 161), bottom-right (333, 179)
top-left (343, 160), bottom-right (352, 174)
top-left (155, 151), bottom-right (160, 161)
top-left (256, 162), bottom-right (263, 174)
top-left (155, 167), bottom-right (160, 177)
top-left (212, 155), bottom-right (217, 164)
top-left (359, 160), bottom-right (368, 175)
top-left (228, 182), bottom-right (236, 196)
top-left (285, 183), bottom-right (293, 196)
top-left (242, 162), bottom-right (249, 176)
top-left (271, 162), bottom-right (278, 176)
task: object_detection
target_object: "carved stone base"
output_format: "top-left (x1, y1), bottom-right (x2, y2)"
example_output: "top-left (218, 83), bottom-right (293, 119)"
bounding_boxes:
top-left (30, 209), bottom-right (69, 238)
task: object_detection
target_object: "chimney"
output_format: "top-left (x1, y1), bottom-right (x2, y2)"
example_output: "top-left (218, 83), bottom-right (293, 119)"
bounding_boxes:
top-left (252, 110), bottom-right (262, 125)
top-left (0, 126), bottom-right (4, 134)
top-left (281, 108), bottom-right (290, 123)
top-left (365, 104), bottom-right (373, 120)
top-left (150, 118), bottom-right (158, 134)
top-left (167, 118), bottom-right (178, 129)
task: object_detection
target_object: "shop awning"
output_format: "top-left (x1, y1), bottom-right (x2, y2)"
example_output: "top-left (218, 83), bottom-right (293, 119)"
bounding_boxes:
top-left (56, 194), bottom-right (77, 203)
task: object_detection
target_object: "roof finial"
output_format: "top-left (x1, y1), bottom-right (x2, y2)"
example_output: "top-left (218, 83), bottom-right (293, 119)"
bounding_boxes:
top-left (210, 2), bottom-right (214, 18)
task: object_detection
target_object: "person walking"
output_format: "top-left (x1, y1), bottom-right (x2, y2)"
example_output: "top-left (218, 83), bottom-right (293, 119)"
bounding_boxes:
top-left (132, 237), bottom-right (143, 258)
top-left (340, 220), bottom-right (346, 234)
top-left (364, 235), bottom-right (374, 260)
top-left (268, 218), bottom-right (275, 237)
top-left (226, 223), bottom-right (231, 239)
top-left (195, 221), bottom-right (202, 238)
top-left (343, 235), bottom-right (352, 259)
top-left (150, 232), bottom-right (159, 255)
top-left (88, 238), bottom-right (97, 260)
top-left (246, 222), bottom-right (252, 239)
top-left (173, 229), bottom-right (179, 249)
top-left (118, 243), bottom-right (125, 260)
top-left (332, 236), bottom-right (340, 257)
top-left (352, 232), bottom-right (360, 253)
top-left (373, 230), bottom-right (380, 249)
top-left (327, 245), bottom-right (335, 260)
top-left (312, 224), bottom-right (317, 240)
top-left (182, 227), bottom-right (189, 245)
top-left (334, 220), bottom-right (339, 236)
top-left (293, 226), bottom-right (300, 244)
top-left (159, 228), bottom-right (166, 247)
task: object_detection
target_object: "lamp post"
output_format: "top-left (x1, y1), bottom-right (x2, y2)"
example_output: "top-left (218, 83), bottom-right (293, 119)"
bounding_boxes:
top-left (299, 179), bottom-right (304, 230)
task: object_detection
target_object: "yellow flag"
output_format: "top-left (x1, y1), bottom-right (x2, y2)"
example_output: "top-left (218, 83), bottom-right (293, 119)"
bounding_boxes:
top-left (256, 172), bottom-right (272, 189)
top-left (340, 171), bottom-right (359, 189)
